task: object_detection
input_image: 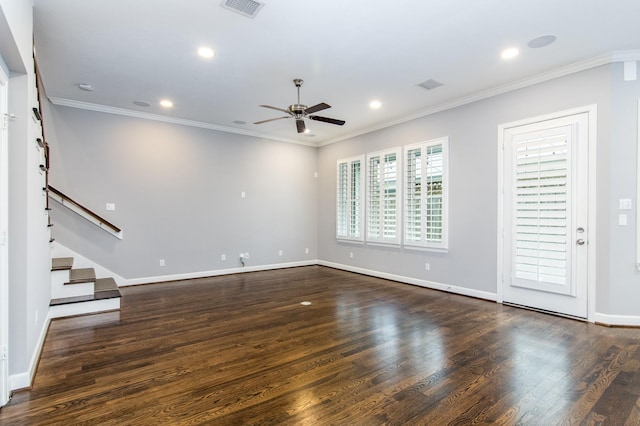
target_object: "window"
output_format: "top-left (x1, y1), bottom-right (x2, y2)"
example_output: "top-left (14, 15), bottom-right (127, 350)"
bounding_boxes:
top-left (404, 137), bottom-right (449, 250)
top-left (366, 148), bottom-right (401, 244)
top-left (336, 156), bottom-right (364, 241)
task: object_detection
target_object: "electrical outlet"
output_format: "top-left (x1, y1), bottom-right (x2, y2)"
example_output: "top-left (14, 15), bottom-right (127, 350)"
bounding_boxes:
top-left (349, 252), bottom-right (354, 259)
top-left (241, 191), bottom-right (246, 198)
top-left (245, 252), bottom-right (250, 259)
top-left (239, 253), bottom-right (244, 259)
top-left (159, 259), bottom-right (165, 267)
top-left (278, 250), bottom-right (283, 256)
top-left (425, 263), bottom-right (430, 271)
top-left (221, 254), bottom-right (226, 261)
top-left (305, 248), bottom-right (309, 254)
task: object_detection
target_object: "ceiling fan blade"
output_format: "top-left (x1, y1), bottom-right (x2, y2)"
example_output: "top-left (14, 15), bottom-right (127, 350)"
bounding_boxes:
top-left (253, 116), bottom-right (290, 125)
top-left (296, 119), bottom-right (306, 133)
top-left (309, 115), bottom-right (346, 126)
top-left (259, 104), bottom-right (290, 114)
top-left (304, 102), bottom-right (331, 114)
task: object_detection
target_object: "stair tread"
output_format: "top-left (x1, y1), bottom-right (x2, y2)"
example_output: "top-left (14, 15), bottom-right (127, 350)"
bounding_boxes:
top-left (67, 268), bottom-right (96, 284)
top-left (95, 277), bottom-right (118, 293)
top-left (52, 257), bottom-right (73, 271)
top-left (50, 288), bottom-right (121, 306)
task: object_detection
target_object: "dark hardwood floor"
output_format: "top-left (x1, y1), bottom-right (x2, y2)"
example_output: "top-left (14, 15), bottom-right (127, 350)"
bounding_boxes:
top-left (1, 266), bottom-right (639, 425)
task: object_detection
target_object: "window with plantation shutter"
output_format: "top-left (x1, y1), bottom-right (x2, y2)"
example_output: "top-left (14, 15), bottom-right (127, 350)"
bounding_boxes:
top-left (366, 148), bottom-right (401, 244)
top-left (336, 156), bottom-right (364, 241)
top-left (403, 137), bottom-right (448, 250)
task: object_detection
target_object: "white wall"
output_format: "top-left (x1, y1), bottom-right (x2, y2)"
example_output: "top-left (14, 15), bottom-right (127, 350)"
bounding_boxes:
top-left (317, 64), bottom-right (634, 318)
top-left (44, 105), bottom-right (318, 281)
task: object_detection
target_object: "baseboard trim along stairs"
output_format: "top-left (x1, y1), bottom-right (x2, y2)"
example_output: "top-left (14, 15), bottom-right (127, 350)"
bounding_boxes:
top-left (49, 257), bottom-right (121, 319)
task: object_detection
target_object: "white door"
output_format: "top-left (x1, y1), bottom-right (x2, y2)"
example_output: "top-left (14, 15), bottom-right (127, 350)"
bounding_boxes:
top-left (0, 66), bottom-right (9, 406)
top-left (501, 111), bottom-right (590, 319)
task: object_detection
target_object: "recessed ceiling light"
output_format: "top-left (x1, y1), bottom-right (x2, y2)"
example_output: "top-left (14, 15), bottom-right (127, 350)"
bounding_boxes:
top-left (133, 100), bottom-right (151, 107)
top-left (304, 128), bottom-right (310, 134)
top-left (528, 35), bottom-right (557, 49)
top-left (501, 47), bottom-right (519, 60)
top-left (369, 100), bottom-right (382, 109)
top-left (78, 83), bottom-right (93, 91)
top-left (300, 301), bottom-right (312, 306)
top-left (159, 99), bottom-right (173, 108)
top-left (197, 47), bottom-right (215, 59)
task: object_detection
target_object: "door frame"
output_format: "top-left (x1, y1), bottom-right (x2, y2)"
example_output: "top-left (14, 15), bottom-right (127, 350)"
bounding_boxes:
top-left (497, 105), bottom-right (597, 322)
top-left (0, 65), bottom-right (9, 405)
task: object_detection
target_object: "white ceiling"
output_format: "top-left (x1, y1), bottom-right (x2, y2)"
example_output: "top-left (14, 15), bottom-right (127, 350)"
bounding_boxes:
top-left (33, 0), bottom-right (640, 145)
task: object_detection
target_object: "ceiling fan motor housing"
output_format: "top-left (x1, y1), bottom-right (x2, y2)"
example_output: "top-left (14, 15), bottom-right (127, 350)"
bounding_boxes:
top-left (288, 104), bottom-right (307, 116)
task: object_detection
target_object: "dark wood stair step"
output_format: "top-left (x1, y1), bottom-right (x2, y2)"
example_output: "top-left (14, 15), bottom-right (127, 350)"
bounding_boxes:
top-left (95, 278), bottom-right (119, 294)
top-left (51, 257), bottom-right (73, 271)
top-left (67, 268), bottom-right (95, 284)
top-left (50, 277), bottom-right (121, 306)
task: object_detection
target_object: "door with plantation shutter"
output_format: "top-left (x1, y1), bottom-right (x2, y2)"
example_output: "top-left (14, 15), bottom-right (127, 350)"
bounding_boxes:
top-left (501, 112), bottom-right (589, 318)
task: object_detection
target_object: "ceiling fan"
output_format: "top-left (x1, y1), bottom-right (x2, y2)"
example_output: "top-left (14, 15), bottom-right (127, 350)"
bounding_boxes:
top-left (254, 79), bottom-right (346, 133)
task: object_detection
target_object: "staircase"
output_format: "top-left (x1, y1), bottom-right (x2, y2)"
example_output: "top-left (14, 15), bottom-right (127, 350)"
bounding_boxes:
top-left (49, 257), bottom-right (121, 318)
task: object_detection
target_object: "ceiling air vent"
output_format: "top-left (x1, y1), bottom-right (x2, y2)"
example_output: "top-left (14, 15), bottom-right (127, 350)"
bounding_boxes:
top-left (418, 79), bottom-right (444, 91)
top-left (220, 0), bottom-right (265, 18)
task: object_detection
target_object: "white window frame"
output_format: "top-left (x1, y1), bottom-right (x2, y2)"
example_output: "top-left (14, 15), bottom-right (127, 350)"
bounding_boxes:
top-left (366, 148), bottom-right (401, 245)
top-left (403, 137), bottom-right (449, 251)
top-left (336, 155), bottom-right (365, 242)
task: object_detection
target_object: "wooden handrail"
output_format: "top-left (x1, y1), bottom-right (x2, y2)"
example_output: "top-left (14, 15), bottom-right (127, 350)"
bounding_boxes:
top-left (48, 186), bottom-right (122, 234)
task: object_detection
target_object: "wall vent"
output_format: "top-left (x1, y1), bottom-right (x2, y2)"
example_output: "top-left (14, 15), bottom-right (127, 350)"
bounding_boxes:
top-left (220, 0), bottom-right (265, 18)
top-left (418, 79), bottom-right (443, 90)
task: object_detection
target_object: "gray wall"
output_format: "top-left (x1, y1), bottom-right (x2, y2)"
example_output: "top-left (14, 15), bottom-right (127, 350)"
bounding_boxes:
top-left (2, 0), bottom-right (52, 382)
top-left (317, 65), bottom-right (627, 314)
top-left (45, 105), bottom-right (318, 279)
top-left (609, 62), bottom-right (640, 315)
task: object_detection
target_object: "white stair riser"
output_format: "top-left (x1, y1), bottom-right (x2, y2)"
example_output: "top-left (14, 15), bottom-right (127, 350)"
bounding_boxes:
top-left (49, 298), bottom-right (120, 319)
top-left (51, 270), bottom-right (95, 298)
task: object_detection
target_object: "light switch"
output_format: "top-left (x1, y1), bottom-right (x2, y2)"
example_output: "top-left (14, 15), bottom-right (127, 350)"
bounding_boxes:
top-left (106, 203), bottom-right (115, 211)
top-left (619, 214), bottom-right (628, 226)
top-left (619, 199), bottom-right (632, 210)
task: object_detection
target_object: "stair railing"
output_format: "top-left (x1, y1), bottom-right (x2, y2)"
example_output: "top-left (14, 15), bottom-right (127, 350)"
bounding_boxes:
top-left (47, 186), bottom-right (123, 239)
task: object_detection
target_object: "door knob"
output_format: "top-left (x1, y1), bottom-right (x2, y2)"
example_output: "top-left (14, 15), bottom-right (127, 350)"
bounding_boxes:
top-left (576, 239), bottom-right (585, 245)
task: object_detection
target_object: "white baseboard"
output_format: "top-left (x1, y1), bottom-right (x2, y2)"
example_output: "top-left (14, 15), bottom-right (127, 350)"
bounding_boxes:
top-left (9, 317), bottom-right (50, 391)
top-left (318, 260), bottom-right (498, 301)
top-left (593, 312), bottom-right (640, 327)
top-left (120, 260), bottom-right (319, 286)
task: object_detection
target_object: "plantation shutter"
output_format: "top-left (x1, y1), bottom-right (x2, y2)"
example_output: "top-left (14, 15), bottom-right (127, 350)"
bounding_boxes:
top-left (367, 149), bottom-right (401, 244)
top-left (512, 128), bottom-right (570, 286)
top-left (336, 156), bottom-right (364, 241)
top-left (404, 138), bottom-right (448, 250)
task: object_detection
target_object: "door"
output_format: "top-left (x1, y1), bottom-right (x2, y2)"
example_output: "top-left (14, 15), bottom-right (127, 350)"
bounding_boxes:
top-left (501, 111), bottom-right (590, 319)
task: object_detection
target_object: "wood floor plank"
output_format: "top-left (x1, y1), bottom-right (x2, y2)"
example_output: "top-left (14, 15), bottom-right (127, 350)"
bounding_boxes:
top-left (2, 266), bottom-right (640, 425)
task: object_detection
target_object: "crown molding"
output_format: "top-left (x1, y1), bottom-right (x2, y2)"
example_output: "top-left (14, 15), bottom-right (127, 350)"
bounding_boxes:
top-left (319, 51), bottom-right (640, 147)
top-left (46, 97), bottom-right (318, 148)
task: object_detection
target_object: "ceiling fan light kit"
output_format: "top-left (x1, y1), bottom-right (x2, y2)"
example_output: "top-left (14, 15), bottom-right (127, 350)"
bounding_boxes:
top-left (254, 79), bottom-right (346, 134)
